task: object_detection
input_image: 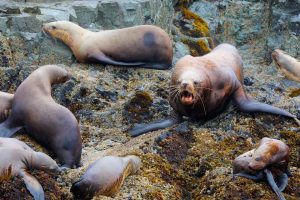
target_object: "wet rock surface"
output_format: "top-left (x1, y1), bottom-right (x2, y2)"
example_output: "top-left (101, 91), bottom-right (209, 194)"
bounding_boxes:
top-left (0, 0), bottom-right (300, 200)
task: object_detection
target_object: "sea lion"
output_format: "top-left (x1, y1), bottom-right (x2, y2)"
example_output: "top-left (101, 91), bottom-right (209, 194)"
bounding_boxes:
top-left (0, 65), bottom-right (82, 168)
top-left (71, 155), bottom-right (141, 199)
top-left (0, 137), bottom-right (33, 152)
top-left (0, 147), bottom-right (60, 200)
top-left (0, 91), bottom-right (13, 122)
top-left (129, 43), bottom-right (299, 137)
top-left (42, 21), bottom-right (172, 70)
top-left (272, 49), bottom-right (300, 82)
top-left (233, 138), bottom-right (290, 200)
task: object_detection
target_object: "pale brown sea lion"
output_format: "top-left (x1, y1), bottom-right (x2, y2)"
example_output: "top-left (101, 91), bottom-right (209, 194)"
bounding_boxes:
top-left (0, 137), bottom-right (33, 152)
top-left (0, 91), bottom-right (13, 122)
top-left (0, 147), bottom-right (60, 200)
top-left (233, 137), bottom-right (290, 200)
top-left (0, 65), bottom-right (82, 168)
top-left (71, 155), bottom-right (141, 199)
top-left (42, 21), bottom-right (172, 70)
top-left (272, 49), bottom-right (300, 82)
top-left (129, 43), bottom-right (299, 137)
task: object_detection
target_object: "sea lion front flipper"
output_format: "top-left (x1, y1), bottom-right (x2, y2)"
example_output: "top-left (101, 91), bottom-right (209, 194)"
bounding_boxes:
top-left (264, 169), bottom-right (286, 200)
top-left (87, 52), bottom-right (145, 67)
top-left (275, 173), bottom-right (289, 192)
top-left (128, 117), bottom-right (180, 137)
top-left (234, 171), bottom-right (264, 181)
top-left (233, 86), bottom-right (299, 125)
top-left (19, 170), bottom-right (45, 200)
top-left (0, 119), bottom-right (22, 137)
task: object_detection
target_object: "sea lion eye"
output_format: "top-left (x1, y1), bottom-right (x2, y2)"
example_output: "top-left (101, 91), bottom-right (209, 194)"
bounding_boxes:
top-left (52, 26), bottom-right (57, 30)
top-left (194, 81), bottom-right (199, 85)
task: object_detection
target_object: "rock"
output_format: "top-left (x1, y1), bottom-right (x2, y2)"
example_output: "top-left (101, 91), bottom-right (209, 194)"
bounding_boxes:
top-left (173, 42), bottom-right (190, 64)
top-left (70, 2), bottom-right (98, 27)
top-left (0, 17), bottom-right (8, 33)
top-left (9, 14), bottom-right (42, 33)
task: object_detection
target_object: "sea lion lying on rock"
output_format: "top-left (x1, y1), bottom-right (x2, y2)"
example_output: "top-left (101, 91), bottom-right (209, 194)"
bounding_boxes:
top-left (43, 21), bottom-right (173, 70)
top-left (0, 65), bottom-right (82, 168)
top-left (71, 155), bottom-right (141, 199)
top-left (129, 43), bottom-right (300, 137)
top-left (233, 137), bottom-right (290, 200)
top-left (272, 49), bottom-right (300, 82)
top-left (0, 146), bottom-right (60, 200)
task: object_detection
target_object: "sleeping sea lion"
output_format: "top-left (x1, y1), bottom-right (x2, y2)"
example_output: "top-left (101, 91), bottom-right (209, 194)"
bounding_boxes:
top-left (42, 21), bottom-right (172, 70)
top-left (0, 137), bottom-right (33, 152)
top-left (272, 49), bottom-right (300, 82)
top-left (0, 147), bottom-right (60, 200)
top-left (233, 137), bottom-right (290, 200)
top-left (0, 91), bottom-right (13, 122)
top-left (70, 155), bottom-right (141, 199)
top-left (0, 65), bottom-right (82, 168)
top-left (129, 43), bottom-right (299, 137)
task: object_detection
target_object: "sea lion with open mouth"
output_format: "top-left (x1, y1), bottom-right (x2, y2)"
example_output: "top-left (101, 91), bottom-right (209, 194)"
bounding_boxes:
top-left (129, 43), bottom-right (299, 137)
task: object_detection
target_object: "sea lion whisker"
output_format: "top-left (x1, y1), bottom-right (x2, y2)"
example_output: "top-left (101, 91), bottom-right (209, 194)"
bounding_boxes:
top-left (198, 94), bottom-right (206, 116)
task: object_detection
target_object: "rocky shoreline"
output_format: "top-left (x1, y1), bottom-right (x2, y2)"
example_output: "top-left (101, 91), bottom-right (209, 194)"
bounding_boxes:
top-left (0, 0), bottom-right (299, 199)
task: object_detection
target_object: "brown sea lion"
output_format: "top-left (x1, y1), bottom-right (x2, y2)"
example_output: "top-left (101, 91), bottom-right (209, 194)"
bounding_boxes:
top-left (71, 155), bottom-right (141, 199)
top-left (129, 43), bottom-right (299, 137)
top-left (233, 137), bottom-right (290, 200)
top-left (0, 65), bottom-right (82, 168)
top-left (42, 21), bottom-right (172, 70)
top-left (272, 49), bottom-right (300, 82)
top-left (0, 147), bottom-right (60, 200)
top-left (0, 91), bottom-right (13, 122)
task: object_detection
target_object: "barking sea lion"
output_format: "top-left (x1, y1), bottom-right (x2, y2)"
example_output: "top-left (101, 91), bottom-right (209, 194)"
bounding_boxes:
top-left (129, 43), bottom-right (299, 137)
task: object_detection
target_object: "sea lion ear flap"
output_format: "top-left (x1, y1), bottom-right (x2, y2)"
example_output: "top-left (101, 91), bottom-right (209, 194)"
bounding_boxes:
top-left (19, 170), bottom-right (45, 200)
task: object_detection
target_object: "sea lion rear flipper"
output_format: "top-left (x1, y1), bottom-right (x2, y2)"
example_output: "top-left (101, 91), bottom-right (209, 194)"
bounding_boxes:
top-left (264, 169), bottom-right (286, 200)
top-left (129, 117), bottom-right (180, 137)
top-left (0, 120), bottom-right (22, 137)
top-left (19, 170), bottom-right (45, 200)
top-left (87, 52), bottom-right (145, 67)
top-left (233, 86), bottom-right (300, 126)
top-left (275, 173), bottom-right (289, 192)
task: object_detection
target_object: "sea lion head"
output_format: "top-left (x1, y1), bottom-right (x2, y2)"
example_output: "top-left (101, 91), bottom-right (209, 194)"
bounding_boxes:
top-left (31, 151), bottom-right (60, 172)
top-left (124, 155), bottom-right (141, 174)
top-left (42, 21), bottom-right (84, 46)
top-left (233, 149), bottom-right (256, 175)
top-left (71, 178), bottom-right (96, 200)
top-left (170, 66), bottom-right (208, 107)
top-left (248, 138), bottom-right (289, 171)
top-left (40, 65), bottom-right (71, 85)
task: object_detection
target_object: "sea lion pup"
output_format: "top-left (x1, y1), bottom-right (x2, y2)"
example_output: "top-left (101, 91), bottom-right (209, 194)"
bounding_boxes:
top-left (42, 21), bottom-right (172, 70)
top-left (0, 147), bottom-right (60, 200)
top-left (0, 91), bottom-right (13, 122)
top-left (0, 65), bottom-right (82, 168)
top-left (272, 49), bottom-right (300, 82)
top-left (71, 155), bottom-right (141, 199)
top-left (129, 43), bottom-right (299, 137)
top-left (233, 138), bottom-right (290, 200)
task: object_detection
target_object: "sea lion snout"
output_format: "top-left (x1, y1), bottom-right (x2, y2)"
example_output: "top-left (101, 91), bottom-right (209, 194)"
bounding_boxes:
top-left (179, 82), bottom-right (195, 105)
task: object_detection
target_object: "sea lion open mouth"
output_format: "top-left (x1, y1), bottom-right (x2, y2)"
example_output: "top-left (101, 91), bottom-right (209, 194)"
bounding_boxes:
top-left (180, 90), bottom-right (194, 105)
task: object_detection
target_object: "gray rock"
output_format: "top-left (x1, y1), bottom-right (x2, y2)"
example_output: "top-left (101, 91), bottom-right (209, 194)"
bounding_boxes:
top-left (0, 17), bottom-right (8, 33)
top-left (70, 2), bottom-right (98, 27)
top-left (173, 42), bottom-right (190, 64)
top-left (9, 14), bottom-right (42, 33)
top-left (40, 7), bottom-right (71, 21)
